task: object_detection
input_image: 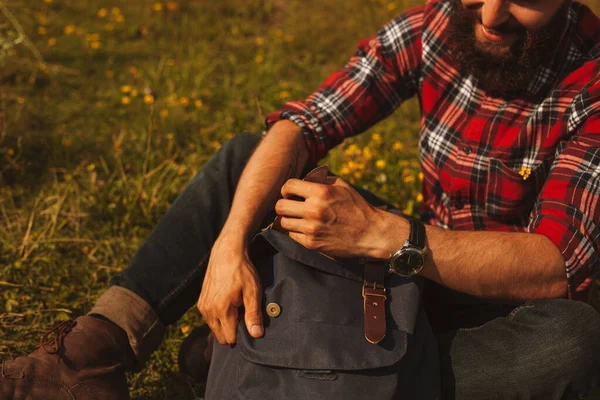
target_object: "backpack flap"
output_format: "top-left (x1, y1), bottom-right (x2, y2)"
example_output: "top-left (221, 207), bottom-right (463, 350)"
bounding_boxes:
top-left (240, 229), bottom-right (423, 371)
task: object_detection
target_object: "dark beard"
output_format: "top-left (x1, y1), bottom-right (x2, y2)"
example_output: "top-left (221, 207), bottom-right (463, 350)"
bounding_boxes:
top-left (447, 0), bottom-right (569, 95)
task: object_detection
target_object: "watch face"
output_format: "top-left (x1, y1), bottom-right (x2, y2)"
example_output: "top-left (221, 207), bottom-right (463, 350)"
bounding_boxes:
top-left (392, 247), bottom-right (425, 276)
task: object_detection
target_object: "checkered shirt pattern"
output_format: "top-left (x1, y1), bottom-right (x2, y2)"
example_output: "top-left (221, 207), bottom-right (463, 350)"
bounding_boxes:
top-left (265, 0), bottom-right (600, 301)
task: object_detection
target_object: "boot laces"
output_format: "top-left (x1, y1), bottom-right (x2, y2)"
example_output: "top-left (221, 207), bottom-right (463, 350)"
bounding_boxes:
top-left (39, 320), bottom-right (76, 354)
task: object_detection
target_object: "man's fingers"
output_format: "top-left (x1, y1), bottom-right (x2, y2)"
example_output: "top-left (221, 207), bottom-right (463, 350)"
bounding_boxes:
top-left (281, 179), bottom-right (329, 200)
top-left (243, 285), bottom-right (264, 338)
top-left (220, 307), bottom-right (239, 344)
top-left (275, 198), bottom-right (306, 218)
top-left (279, 216), bottom-right (314, 234)
top-left (207, 319), bottom-right (227, 345)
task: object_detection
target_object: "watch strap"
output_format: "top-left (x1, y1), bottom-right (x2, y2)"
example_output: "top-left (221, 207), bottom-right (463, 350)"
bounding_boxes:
top-left (407, 217), bottom-right (426, 250)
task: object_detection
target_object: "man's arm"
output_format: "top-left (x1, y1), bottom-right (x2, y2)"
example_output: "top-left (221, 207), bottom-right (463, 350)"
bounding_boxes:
top-left (374, 216), bottom-right (568, 300)
top-left (198, 120), bottom-right (309, 345)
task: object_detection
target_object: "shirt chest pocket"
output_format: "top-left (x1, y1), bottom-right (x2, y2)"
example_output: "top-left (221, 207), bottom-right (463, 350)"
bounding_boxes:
top-left (485, 158), bottom-right (549, 223)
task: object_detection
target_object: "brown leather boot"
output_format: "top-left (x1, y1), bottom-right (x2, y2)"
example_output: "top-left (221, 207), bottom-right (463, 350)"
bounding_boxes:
top-left (1, 316), bottom-right (134, 400)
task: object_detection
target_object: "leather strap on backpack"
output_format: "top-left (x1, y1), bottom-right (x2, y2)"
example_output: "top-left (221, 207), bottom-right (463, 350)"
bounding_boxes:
top-left (363, 260), bottom-right (387, 344)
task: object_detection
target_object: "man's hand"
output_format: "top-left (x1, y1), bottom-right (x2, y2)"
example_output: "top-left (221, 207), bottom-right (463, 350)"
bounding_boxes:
top-left (197, 235), bottom-right (263, 345)
top-left (275, 176), bottom-right (387, 258)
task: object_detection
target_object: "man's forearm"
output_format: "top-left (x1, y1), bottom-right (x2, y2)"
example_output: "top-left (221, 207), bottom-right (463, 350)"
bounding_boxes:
top-left (374, 212), bottom-right (568, 301)
top-left (219, 120), bottom-right (309, 245)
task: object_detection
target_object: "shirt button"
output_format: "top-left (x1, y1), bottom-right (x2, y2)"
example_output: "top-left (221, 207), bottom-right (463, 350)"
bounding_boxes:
top-left (454, 201), bottom-right (464, 210)
top-left (266, 302), bottom-right (281, 318)
top-left (462, 146), bottom-right (472, 155)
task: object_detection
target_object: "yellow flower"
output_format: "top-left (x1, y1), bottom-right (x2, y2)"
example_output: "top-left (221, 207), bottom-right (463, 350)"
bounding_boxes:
top-left (340, 166), bottom-right (350, 175)
top-left (153, 2), bottom-right (164, 11)
top-left (375, 159), bottom-right (386, 169)
top-left (159, 108), bottom-right (169, 118)
top-left (167, 2), bottom-right (179, 11)
top-left (16, 96), bottom-right (25, 104)
top-left (121, 96), bottom-right (131, 105)
top-left (392, 141), bottom-right (404, 151)
top-left (177, 167), bottom-right (185, 175)
top-left (166, 58), bottom-right (175, 66)
top-left (130, 89), bottom-right (138, 97)
top-left (416, 193), bottom-right (424, 202)
top-left (372, 133), bottom-right (382, 143)
top-left (47, 37), bottom-right (57, 46)
top-left (254, 54), bottom-right (264, 63)
top-left (387, 2), bottom-right (396, 11)
top-left (120, 85), bottom-right (132, 93)
top-left (398, 160), bottom-right (409, 167)
top-left (129, 66), bottom-right (138, 75)
top-left (181, 325), bottom-right (191, 335)
top-left (43, 0), bottom-right (52, 3)
top-left (86, 33), bottom-right (101, 41)
top-left (275, 29), bottom-right (283, 37)
top-left (167, 93), bottom-right (178, 107)
top-left (6, 148), bottom-right (15, 156)
top-left (194, 99), bottom-right (203, 109)
top-left (62, 138), bottom-right (72, 148)
top-left (344, 144), bottom-right (360, 156)
top-left (403, 175), bottom-right (415, 184)
top-left (87, 163), bottom-right (96, 171)
top-left (362, 147), bottom-right (373, 160)
top-left (111, 7), bottom-right (121, 15)
top-left (418, 172), bottom-right (424, 181)
top-left (279, 91), bottom-right (290, 100)
top-left (114, 14), bottom-right (124, 23)
top-left (354, 171), bottom-right (362, 179)
top-left (347, 160), bottom-right (357, 171)
top-left (143, 94), bottom-right (155, 105)
top-left (37, 14), bottom-right (48, 25)
top-left (97, 8), bottom-right (108, 18)
top-left (64, 24), bottom-right (76, 35)
top-left (38, 62), bottom-right (48, 72)
top-left (255, 37), bottom-right (265, 46)
top-left (179, 96), bottom-right (190, 106)
top-left (37, 26), bottom-right (47, 35)
top-left (90, 41), bottom-right (101, 49)
top-left (284, 35), bottom-right (294, 43)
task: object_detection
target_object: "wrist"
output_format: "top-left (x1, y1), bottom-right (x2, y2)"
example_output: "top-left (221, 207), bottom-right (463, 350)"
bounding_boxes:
top-left (367, 208), bottom-right (410, 260)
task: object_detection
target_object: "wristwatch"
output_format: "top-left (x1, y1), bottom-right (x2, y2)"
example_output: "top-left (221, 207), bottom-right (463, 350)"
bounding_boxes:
top-left (388, 217), bottom-right (427, 277)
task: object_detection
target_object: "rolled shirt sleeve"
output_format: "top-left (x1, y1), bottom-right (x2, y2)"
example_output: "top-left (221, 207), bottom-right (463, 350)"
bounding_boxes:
top-left (528, 100), bottom-right (600, 301)
top-left (264, 5), bottom-right (425, 165)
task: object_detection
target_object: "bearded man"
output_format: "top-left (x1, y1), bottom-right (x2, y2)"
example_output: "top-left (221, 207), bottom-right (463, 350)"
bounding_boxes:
top-left (2, 0), bottom-right (600, 399)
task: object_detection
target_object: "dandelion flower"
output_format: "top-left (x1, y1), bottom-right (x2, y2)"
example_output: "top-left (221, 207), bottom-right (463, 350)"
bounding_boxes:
top-left (354, 171), bottom-right (362, 179)
top-left (121, 96), bottom-right (131, 105)
top-left (160, 108), bottom-right (169, 118)
top-left (372, 133), bottom-right (382, 143)
top-left (177, 167), bottom-right (185, 175)
top-left (403, 175), bottom-right (415, 184)
top-left (64, 24), bottom-right (76, 35)
top-left (416, 193), bottom-right (424, 202)
top-left (387, 2), bottom-right (396, 11)
top-left (179, 96), bottom-right (190, 106)
top-left (418, 172), bottom-right (424, 181)
top-left (166, 58), bottom-right (175, 66)
top-left (153, 2), bottom-right (164, 11)
top-left (90, 41), bottom-right (101, 49)
top-left (38, 26), bottom-right (47, 35)
top-left (275, 29), bottom-right (283, 37)
top-left (114, 14), bottom-right (124, 23)
top-left (143, 94), bottom-right (155, 105)
top-left (120, 85), bottom-right (132, 93)
top-left (86, 33), bottom-right (101, 41)
top-left (43, 0), bottom-right (52, 3)
top-left (376, 159), bottom-right (386, 169)
top-left (254, 54), bottom-right (264, 63)
top-left (97, 8), bottom-right (108, 18)
top-left (284, 35), bottom-right (294, 42)
top-left (255, 37), bottom-right (265, 46)
top-left (130, 89), bottom-right (138, 97)
top-left (392, 141), bottom-right (404, 151)
top-left (181, 325), bottom-right (191, 335)
top-left (279, 91), bottom-right (290, 100)
top-left (167, 2), bottom-right (179, 11)
top-left (129, 66), bottom-right (138, 75)
top-left (111, 7), bottom-right (121, 15)
top-left (87, 163), bottom-right (96, 171)
top-left (16, 96), bottom-right (25, 104)
top-left (340, 166), bottom-right (350, 175)
top-left (194, 99), bottom-right (203, 109)
top-left (6, 148), bottom-right (15, 156)
top-left (48, 37), bottom-right (57, 46)
top-left (362, 147), bottom-right (373, 160)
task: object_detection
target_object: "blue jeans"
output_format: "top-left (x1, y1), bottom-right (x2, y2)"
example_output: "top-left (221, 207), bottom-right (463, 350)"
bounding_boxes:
top-left (111, 133), bottom-right (600, 399)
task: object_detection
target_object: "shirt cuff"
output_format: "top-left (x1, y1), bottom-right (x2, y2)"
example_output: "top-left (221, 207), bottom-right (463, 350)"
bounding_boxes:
top-left (529, 214), bottom-right (597, 302)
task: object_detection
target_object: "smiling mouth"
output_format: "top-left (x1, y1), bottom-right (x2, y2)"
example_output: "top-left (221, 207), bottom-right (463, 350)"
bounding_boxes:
top-left (480, 24), bottom-right (517, 43)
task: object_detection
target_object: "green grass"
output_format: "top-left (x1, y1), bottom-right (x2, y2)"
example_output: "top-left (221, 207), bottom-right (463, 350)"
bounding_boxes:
top-left (1, 0), bottom-right (599, 399)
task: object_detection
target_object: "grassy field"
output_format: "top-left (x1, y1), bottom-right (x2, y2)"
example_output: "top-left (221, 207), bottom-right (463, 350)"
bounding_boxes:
top-left (1, 0), bottom-right (599, 399)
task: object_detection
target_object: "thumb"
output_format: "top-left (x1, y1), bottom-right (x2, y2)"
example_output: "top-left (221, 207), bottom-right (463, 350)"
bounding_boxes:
top-left (243, 285), bottom-right (264, 338)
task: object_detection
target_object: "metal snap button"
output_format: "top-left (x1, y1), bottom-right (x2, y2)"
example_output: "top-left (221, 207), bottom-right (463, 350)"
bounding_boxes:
top-left (462, 146), bottom-right (472, 155)
top-left (266, 302), bottom-right (281, 318)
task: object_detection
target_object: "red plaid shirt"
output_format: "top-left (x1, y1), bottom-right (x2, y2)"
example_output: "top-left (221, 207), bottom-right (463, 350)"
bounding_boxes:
top-left (265, 0), bottom-right (600, 301)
